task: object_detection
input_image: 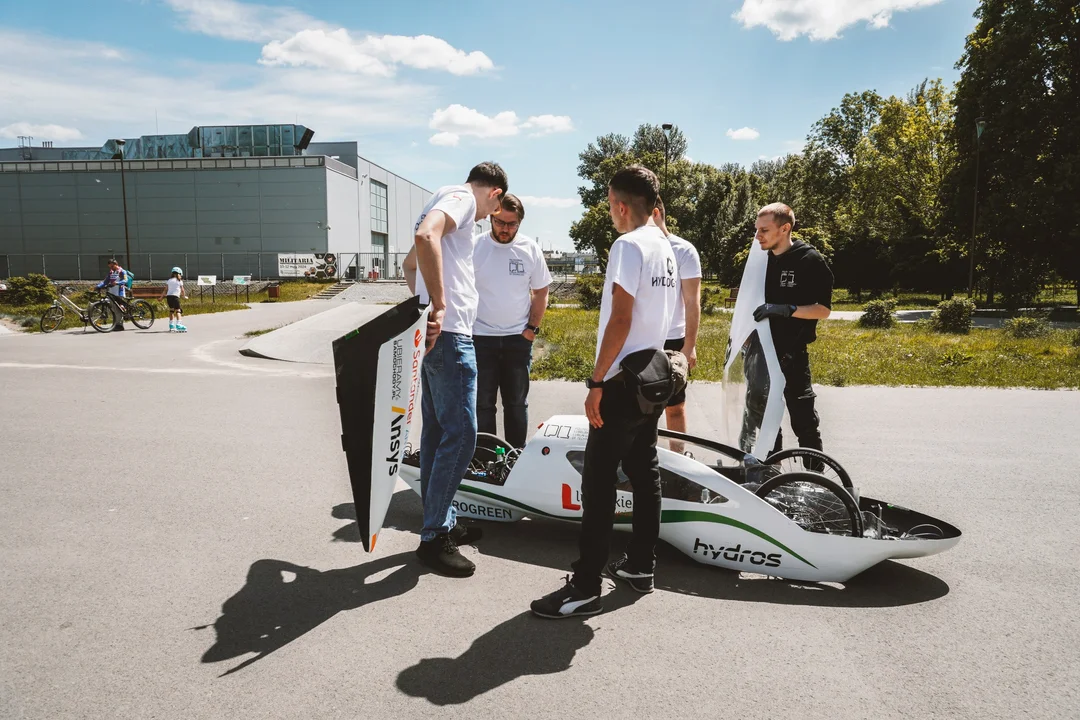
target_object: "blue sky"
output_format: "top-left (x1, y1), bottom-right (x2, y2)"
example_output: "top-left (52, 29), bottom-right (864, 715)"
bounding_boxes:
top-left (0, 0), bottom-right (981, 250)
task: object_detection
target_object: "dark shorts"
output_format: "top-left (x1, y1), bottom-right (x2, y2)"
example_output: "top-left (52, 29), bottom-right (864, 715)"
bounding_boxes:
top-left (664, 337), bottom-right (687, 407)
top-left (166, 295), bottom-right (182, 311)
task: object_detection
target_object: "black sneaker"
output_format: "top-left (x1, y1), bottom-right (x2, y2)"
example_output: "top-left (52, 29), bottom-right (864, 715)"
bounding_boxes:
top-left (449, 522), bottom-right (483, 546)
top-left (416, 533), bottom-right (475, 577)
top-left (530, 577), bottom-right (602, 619)
top-left (606, 555), bottom-right (654, 594)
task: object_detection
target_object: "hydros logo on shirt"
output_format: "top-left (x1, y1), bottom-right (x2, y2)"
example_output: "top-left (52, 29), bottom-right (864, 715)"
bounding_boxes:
top-left (509, 258), bottom-right (525, 276)
top-left (652, 256), bottom-right (677, 288)
top-left (780, 270), bottom-right (796, 287)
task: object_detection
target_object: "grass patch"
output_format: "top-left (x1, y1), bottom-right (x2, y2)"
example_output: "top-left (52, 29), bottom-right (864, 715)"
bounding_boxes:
top-left (244, 326), bottom-right (278, 337)
top-left (533, 308), bottom-right (1080, 389)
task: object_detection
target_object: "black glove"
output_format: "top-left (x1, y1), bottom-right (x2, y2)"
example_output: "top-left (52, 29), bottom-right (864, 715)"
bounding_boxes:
top-left (753, 303), bottom-right (796, 322)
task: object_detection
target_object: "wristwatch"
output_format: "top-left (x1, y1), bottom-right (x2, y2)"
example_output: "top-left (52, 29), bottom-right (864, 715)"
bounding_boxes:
top-left (585, 378), bottom-right (604, 389)
top-left (525, 324), bottom-right (541, 334)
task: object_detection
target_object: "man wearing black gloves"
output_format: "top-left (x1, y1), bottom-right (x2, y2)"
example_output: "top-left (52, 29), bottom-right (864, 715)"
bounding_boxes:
top-left (750, 203), bottom-right (833, 454)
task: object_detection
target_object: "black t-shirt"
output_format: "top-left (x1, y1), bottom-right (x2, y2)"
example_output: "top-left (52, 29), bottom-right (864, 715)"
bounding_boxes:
top-left (764, 241), bottom-right (833, 350)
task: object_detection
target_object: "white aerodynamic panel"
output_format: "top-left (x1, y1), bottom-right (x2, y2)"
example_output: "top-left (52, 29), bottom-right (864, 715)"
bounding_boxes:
top-left (333, 297), bottom-right (429, 552)
top-left (722, 239), bottom-right (785, 460)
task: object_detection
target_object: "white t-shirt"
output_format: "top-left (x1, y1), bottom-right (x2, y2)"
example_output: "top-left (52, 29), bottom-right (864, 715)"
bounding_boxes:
top-left (473, 232), bottom-right (552, 336)
top-left (413, 185), bottom-right (479, 336)
top-left (166, 278), bottom-right (184, 297)
top-left (667, 233), bottom-right (702, 340)
top-left (596, 224), bottom-right (678, 381)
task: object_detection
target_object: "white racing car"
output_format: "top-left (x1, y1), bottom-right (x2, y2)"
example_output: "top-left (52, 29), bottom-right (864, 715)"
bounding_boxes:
top-left (332, 241), bottom-right (960, 583)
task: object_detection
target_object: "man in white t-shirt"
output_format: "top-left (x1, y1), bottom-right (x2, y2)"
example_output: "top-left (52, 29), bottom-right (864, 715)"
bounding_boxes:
top-left (472, 194), bottom-right (552, 448)
top-left (402, 162), bottom-right (509, 578)
top-left (650, 197), bottom-right (701, 454)
top-left (532, 165), bottom-right (677, 619)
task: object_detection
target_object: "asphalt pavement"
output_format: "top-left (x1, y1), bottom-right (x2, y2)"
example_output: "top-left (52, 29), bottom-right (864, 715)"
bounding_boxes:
top-left (0, 300), bottom-right (1077, 719)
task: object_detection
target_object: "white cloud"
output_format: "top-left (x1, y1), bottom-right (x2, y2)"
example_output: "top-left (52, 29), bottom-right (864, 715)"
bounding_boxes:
top-left (164, 0), bottom-right (328, 42)
top-left (0, 122), bottom-right (84, 142)
top-left (427, 105), bottom-right (573, 146)
top-left (733, 0), bottom-right (944, 41)
top-left (168, 1), bottom-right (493, 76)
top-left (260, 29), bottom-right (494, 77)
top-left (428, 132), bottom-right (459, 147)
top-left (727, 127), bottom-right (760, 141)
top-left (517, 196), bottom-right (581, 209)
top-left (0, 30), bottom-right (434, 147)
top-left (522, 115), bottom-right (574, 136)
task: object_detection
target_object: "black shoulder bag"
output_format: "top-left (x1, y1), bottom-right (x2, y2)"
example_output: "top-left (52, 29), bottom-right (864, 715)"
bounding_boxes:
top-left (619, 348), bottom-right (689, 415)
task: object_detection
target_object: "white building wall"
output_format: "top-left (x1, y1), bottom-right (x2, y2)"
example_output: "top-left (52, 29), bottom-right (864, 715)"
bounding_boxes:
top-left (325, 166), bottom-right (360, 258)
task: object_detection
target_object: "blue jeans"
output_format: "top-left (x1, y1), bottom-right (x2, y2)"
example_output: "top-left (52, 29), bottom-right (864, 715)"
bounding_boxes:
top-left (474, 333), bottom-right (533, 448)
top-left (419, 332), bottom-right (477, 541)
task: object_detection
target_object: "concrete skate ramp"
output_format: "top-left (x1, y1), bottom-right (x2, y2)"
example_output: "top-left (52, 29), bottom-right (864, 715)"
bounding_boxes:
top-left (239, 302), bottom-right (389, 364)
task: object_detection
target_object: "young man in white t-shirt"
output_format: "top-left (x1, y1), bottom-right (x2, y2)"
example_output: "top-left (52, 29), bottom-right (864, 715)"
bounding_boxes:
top-left (402, 162), bottom-right (508, 578)
top-left (472, 194), bottom-right (552, 448)
top-left (651, 198), bottom-right (701, 454)
top-left (532, 165), bottom-right (677, 618)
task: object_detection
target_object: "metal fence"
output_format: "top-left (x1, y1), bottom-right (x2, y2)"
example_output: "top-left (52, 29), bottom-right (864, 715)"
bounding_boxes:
top-left (0, 252), bottom-right (416, 282)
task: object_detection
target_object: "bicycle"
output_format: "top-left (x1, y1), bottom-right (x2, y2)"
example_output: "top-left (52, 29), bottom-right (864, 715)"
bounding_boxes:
top-left (40, 286), bottom-right (114, 333)
top-left (87, 290), bottom-right (155, 332)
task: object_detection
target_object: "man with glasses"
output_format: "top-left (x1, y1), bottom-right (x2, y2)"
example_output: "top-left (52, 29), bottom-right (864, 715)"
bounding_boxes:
top-left (402, 162), bottom-right (509, 578)
top-left (472, 194), bottom-right (552, 448)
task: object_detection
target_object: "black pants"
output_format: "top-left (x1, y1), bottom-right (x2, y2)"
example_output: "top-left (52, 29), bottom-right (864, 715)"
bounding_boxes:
top-left (741, 341), bottom-right (822, 454)
top-left (571, 380), bottom-right (662, 596)
top-left (474, 334), bottom-right (533, 448)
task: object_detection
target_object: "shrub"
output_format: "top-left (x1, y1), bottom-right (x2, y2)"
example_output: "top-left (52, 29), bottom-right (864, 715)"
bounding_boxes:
top-left (859, 299), bottom-right (896, 329)
top-left (701, 287), bottom-right (722, 316)
top-left (1004, 315), bottom-right (1050, 339)
top-left (3, 274), bottom-right (55, 306)
top-left (930, 298), bottom-right (975, 334)
top-left (576, 274), bottom-right (605, 310)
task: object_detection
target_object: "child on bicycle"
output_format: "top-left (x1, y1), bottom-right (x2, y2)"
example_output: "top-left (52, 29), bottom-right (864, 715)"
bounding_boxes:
top-left (161, 267), bottom-right (188, 333)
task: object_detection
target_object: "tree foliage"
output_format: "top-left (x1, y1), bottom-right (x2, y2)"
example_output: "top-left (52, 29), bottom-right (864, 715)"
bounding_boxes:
top-left (569, 1), bottom-right (1077, 304)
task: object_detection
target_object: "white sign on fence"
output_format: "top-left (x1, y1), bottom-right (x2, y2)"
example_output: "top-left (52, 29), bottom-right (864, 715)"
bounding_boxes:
top-left (197, 275), bottom-right (217, 286)
top-left (278, 253), bottom-right (317, 278)
top-left (233, 275), bottom-right (251, 285)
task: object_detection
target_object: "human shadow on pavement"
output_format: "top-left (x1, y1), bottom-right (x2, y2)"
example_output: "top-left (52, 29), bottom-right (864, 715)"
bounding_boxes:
top-left (396, 611), bottom-right (583, 705)
top-left (195, 551), bottom-right (422, 677)
top-left (333, 489), bottom-right (949, 609)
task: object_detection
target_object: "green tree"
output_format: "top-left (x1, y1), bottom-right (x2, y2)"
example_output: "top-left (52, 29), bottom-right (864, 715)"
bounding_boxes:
top-left (949, 0), bottom-right (1079, 306)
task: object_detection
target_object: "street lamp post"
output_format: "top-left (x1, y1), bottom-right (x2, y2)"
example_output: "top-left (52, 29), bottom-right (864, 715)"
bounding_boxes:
top-left (661, 123), bottom-right (673, 191)
top-left (114, 139), bottom-right (132, 269)
top-left (968, 117), bottom-right (987, 300)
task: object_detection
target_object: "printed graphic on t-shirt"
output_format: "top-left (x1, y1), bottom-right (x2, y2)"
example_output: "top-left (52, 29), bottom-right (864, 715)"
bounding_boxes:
top-left (781, 270), bottom-right (796, 288)
top-left (509, 259), bottom-right (525, 276)
top-left (652, 256), bottom-right (677, 288)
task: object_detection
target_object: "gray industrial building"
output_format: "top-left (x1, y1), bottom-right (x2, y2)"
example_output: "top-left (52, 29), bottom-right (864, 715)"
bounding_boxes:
top-left (0, 125), bottom-right (439, 281)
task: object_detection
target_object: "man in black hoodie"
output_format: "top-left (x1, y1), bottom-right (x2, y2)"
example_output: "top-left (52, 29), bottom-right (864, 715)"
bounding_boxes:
top-left (749, 203), bottom-right (833, 454)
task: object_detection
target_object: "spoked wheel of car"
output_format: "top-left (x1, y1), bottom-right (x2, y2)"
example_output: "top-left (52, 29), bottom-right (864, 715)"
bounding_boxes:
top-left (40, 305), bottom-right (65, 333)
top-left (128, 300), bottom-right (155, 329)
top-left (88, 300), bottom-right (115, 333)
top-left (763, 448), bottom-right (853, 490)
top-left (755, 471), bottom-right (864, 538)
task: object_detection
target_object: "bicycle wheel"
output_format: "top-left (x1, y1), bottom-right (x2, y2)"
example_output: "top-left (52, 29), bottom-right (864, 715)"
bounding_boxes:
top-left (40, 305), bottom-right (65, 333)
top-left (755, 471), bottom-right (864, 537)
top-left (88, 300), bottom-right (115, 333)
top-left (764, 448), bottom-right (853, 490)
top-left (129, 300), bottom-right (155, 329)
